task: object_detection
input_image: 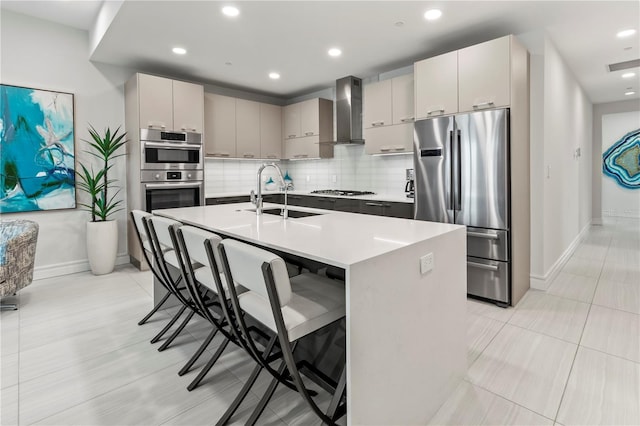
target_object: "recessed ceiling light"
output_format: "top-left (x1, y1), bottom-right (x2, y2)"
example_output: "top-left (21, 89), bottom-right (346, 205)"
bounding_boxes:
top-left (328, 48), bottom-right (342, 57)
top-left (622, 72), bottom-right (637, 78)
top-left (172, 47), bottom-right (187, 55)
top-left (269, 72), bottom-right (280, 80)
top-left (625, 91), bottom-right (636, 95)
top-left (222, 6), bottom-right (239, 17)
top-left (424, 9), bottom-right (442, 21)
top-left (617, 29), bottom-right (636, 38)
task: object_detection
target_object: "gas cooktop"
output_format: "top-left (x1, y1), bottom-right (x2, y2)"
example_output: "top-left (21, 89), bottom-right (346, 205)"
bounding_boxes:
top-left (310, 189), bottom-right (376, 196)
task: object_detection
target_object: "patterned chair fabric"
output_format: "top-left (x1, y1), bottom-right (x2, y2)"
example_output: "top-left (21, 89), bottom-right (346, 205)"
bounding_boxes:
top-left (0, 220), bottom-right (39, 298)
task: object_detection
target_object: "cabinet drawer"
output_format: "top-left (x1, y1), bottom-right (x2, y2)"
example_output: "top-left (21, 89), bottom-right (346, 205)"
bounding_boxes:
top-left (467, 256), bottom-right (509, 304)
top-left (467, 227), bottom-right (509, 261)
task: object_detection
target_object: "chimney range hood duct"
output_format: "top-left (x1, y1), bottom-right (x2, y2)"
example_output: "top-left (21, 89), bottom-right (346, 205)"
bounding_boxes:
top-left (334, 76), bottom-right (365, 144)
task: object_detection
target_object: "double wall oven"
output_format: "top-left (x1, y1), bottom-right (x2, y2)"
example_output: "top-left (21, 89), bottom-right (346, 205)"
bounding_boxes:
top-left (140, 129), bottom-right (204, 212)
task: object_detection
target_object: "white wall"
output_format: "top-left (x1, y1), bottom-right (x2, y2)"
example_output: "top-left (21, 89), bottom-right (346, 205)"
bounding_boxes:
top-left (592, 99), bottom-right (640, 222)
top-left (1, 10), bottom-right (130, 278)
top-left (601, 111), bottom-right (640, 218)
top-left (523, 34), bottom-right (593, 284)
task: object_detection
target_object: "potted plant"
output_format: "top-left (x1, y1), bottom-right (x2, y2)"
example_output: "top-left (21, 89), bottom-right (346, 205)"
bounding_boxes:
top-left (77, 125), bottom-right (127, 275)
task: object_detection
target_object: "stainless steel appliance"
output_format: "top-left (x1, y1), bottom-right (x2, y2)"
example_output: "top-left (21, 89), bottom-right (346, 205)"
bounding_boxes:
top-left (140, 170), bottom-right (204, 212)
top-left (405, 169), bottom-right (414, 198)
top-left (414, 108), bottom-right (510, 306)
top-left (140, 129), bottom-right (203, 170)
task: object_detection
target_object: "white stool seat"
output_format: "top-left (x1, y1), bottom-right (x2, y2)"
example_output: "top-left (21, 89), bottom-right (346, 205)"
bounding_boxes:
top-left (239, 273), bottom-right (345, 342)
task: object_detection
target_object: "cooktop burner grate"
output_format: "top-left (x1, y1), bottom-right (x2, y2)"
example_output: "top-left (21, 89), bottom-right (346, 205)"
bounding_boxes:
top-left (310, 189), bottom-right (376, 196)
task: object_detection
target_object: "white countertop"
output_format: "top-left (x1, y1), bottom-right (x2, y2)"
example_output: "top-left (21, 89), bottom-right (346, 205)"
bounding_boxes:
top-left (156, 202), bottom-right (459, 268)
top-left (205, 190), bottom-right (414, 204)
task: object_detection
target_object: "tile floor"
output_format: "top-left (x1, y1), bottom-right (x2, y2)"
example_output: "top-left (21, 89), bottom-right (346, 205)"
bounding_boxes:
top-left (1, 217), bottom-right (638, 425)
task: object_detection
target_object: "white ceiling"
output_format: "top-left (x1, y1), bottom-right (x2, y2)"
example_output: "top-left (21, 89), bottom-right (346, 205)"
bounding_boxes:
top-left (2, 1), bottom-right (639, 104)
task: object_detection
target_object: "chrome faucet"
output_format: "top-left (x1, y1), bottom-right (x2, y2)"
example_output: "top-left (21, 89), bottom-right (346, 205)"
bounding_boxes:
top-left (251, 163), bottom-right (288, 218)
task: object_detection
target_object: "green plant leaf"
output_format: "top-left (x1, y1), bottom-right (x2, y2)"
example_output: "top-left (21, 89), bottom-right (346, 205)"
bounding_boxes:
top-left (77, 125), bottom-right (127, 221)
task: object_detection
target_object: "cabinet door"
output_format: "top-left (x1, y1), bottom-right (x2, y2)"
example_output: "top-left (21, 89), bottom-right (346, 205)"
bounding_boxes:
top-left (388, 202), bottom-right (414, 219)
top-left (283, 103), bottom-right (300, 139)
top-left (173, 80), bottom-right (204, 133)
top-left (363, 79), bottom-right (392, 129)
top-left (392, 74), bottom-right (414, 124)
top-left (458, 36), bottom-right (510, 112)
top-left (359, 200), bottom-right (390, 216)
top-left (299, 99), bottom-right (319, 136)
top-left (284, 135), bottom-right (319, 159)
top-left (364, 123), bottom-right (413, 155)
top-left (260, 103), bottom-right (282, 159)
top-left (235, 99), bottom-right (260, 159)
top-left (414, 51), bottom-right (458, 120)
top-left (204, 94), bottom-right (236, 157)
top-left (138, 74), bottom-right (173, 130)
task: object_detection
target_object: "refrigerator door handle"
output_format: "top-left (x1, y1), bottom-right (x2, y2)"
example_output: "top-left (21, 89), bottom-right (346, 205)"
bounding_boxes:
top-left (448, 130), bottom-right (454, 211)
top-left (455, 129), bottom-right (462, 211)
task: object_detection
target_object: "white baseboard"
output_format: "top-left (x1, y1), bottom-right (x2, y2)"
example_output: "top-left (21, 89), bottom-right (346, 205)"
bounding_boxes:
top-left (530, 220), bottom-right (592, 291)
top-left (33, 253), bottom-right (130, 280)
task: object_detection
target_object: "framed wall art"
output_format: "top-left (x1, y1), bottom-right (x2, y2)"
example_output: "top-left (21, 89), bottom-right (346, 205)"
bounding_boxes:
top-left (0, 84), bottom-right (76, 213)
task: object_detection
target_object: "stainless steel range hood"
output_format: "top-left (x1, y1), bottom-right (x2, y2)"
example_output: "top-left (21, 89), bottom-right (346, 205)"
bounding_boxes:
top-left (334, 76), bottom-right (364, 144)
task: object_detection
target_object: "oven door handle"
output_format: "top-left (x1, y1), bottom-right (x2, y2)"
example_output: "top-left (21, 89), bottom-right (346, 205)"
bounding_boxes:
top-left (143, 142), bottom-right (202, 150)
top-left (144, 183), bottom-right (203, 190)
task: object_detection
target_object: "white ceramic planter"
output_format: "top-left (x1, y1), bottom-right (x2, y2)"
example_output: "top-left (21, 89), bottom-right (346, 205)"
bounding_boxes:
top-left (86, 220), bottom-right (118, 275)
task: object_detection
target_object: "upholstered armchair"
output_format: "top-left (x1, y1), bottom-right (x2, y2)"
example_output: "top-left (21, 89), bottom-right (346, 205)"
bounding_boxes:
top-left (0, 220), bottom-right (39, 310)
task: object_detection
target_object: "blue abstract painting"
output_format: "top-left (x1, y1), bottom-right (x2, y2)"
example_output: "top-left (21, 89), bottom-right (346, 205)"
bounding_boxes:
top-left (603, 128), bottom-right (640, 190)
top-left (0, 84), bottom-right (75, 213)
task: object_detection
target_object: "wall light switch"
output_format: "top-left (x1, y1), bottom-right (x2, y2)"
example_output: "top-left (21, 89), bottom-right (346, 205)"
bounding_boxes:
top-left (420, 253), bottom-right (434, 274)
top-left (306, 175), bottom-right (310, 182)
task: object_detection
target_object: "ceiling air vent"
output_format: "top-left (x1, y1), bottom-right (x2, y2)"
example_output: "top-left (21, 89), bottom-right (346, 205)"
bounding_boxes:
top-left (608, 59), bottom-right (640, 72)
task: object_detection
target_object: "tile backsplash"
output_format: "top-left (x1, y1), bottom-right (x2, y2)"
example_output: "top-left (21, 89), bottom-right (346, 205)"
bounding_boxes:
top-left (204, 145), bottom-right (413, 197)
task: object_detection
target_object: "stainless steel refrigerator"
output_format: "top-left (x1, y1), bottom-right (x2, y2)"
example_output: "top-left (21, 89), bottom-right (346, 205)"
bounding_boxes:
top-left (414, 108), bottom-right (511, 305)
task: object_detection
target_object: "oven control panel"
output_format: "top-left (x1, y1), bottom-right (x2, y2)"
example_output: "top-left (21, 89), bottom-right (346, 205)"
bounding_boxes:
top-left (142, 170), bottom-right (203, 183)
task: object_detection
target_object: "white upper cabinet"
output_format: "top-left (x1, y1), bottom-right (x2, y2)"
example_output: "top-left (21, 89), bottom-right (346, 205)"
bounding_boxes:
top-left (391, 74), bottom-right (414, 124)
top-left (137, 74), bottom-right (204, 132)
top-left (204, 94), bottom-right (283, 159)
top-left (458, 36), bottom-right (510, 112)
top-left (364, 79), bottom-right (392, 128)
top-left (173, 80), bottom-right (204, 133)
top-left (282, 98), bottom-right (333, 159)
top-left (260, 103), bottom-right (282, 159)
top-left (299, 99), bottom-right (320, 136)
top-left (414, 51), bottom-right (458, 120)
top-left (284, 135), bottom-right (319, 160)
top-left (415, 35), bottom-right (514, 118)
top-left (138, 74), bottom-right (173, 130)
top-left (235, 99), bottom-right (260, 159)
top-left (363, 74), bottom-right (415, 155)
top-left (204, 93), bottom-right (236, 157)
top-left (283, 103), bottom-right (301, 139)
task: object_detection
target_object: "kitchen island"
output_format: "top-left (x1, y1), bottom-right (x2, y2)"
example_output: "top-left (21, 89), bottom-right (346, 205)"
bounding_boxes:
top-left (157, 203), bottom-right (467, 425)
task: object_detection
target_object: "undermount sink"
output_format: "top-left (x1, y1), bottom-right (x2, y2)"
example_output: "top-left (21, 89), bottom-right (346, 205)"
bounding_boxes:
top-left (246, 208), bottom-right (323, 218)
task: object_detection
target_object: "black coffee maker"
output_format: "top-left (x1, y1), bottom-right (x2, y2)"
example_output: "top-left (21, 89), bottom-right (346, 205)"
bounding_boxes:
top-left (405, 168), bottom-right (414, 198)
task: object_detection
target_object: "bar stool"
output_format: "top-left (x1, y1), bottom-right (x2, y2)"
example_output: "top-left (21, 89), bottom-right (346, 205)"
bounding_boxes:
top-left (171, 224), bottom-right (240, 391)
top-left (145, 215), bottom-right (201, 351)
top-left (130, 210), bottom-right (174, 326)
top-left (217, 239), bottom-right (347, 425)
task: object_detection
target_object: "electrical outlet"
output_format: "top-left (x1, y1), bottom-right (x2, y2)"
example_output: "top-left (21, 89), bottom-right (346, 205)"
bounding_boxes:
top-left (420, 253), bottom-right (434, 274)
top-left (306, 175), bottom-right (310, 182)
top-left (332, 174), bottom-right (337, 183)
